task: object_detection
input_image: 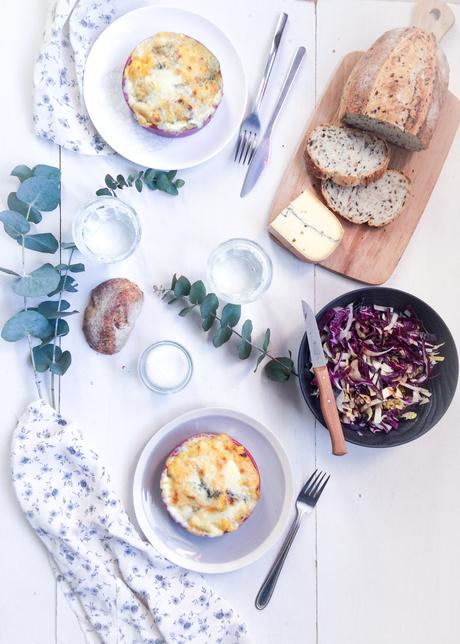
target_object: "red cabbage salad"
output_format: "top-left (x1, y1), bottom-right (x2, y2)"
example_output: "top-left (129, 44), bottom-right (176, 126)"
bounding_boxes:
top-left (311, 303), bottom-right (445, 433)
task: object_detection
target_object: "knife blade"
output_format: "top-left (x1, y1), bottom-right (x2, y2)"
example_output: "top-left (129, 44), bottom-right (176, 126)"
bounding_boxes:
top-left (240, 46), bottom-right (306, 198)
top-left (302, 300), bottom-right (347, 456)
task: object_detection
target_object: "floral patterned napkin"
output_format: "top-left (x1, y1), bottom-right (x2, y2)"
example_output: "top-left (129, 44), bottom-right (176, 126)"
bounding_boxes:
top-left (11, 400), bottom-right (250, 644)
top-left (34, 0), bottom-right (115, 154)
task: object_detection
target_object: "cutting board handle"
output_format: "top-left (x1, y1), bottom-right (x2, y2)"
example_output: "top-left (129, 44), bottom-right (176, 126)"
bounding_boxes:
top-left (412, 0), bottom-right (455, 41)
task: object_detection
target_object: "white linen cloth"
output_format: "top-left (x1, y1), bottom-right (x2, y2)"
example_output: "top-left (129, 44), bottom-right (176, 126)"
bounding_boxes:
top-left (11, 400), bottom-right (250, 644)
top-left (34, 0), bottom-right (115, 154)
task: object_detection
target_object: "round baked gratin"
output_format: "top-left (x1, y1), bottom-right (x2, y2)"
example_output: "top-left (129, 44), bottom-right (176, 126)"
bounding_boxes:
top-left (122, 32), bottom-right (223, 137)
top-left (160, 433), bottom-right (260, 537)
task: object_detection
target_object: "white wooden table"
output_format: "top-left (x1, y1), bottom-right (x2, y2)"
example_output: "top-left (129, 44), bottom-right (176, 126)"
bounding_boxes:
top-left (1, 1), bottom-right (459, 642)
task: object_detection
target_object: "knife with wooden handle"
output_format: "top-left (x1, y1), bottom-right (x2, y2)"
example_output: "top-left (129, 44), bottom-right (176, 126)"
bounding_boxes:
top-left (302, 300), bottom-right (347, 456)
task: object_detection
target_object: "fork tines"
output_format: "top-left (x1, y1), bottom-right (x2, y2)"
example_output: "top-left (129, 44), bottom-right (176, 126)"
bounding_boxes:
top-left (234, 129), bottom-right (257, 165)
top-left (299, 469), bottom-right (330, 504)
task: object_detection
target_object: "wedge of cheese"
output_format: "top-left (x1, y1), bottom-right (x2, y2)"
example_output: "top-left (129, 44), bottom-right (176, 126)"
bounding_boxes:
top-left (269, 190), bottom-right (343, 262)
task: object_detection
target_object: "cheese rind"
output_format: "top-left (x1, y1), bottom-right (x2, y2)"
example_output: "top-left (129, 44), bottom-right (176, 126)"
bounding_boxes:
top-left (269, 191), bottom-right (343, 262)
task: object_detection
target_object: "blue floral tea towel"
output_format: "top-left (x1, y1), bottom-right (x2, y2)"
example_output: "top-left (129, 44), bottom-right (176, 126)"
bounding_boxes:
top-left (11, 400), bottom-right (250, 643)
top-left (34, 0), bottom-right (115, 154)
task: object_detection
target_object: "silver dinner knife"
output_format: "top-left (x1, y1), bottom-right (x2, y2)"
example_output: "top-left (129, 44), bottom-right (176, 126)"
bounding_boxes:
top-left (240, 46), bottom-right (306, 197)
top-left (302, 300), bottom-right (347, 456)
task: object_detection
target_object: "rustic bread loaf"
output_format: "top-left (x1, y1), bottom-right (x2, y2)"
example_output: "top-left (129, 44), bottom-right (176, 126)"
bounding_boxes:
top-left (305, 125), bottom-right (390, 186)
top-left (83, 278), bottom-right (143, 354)
top-left (339, 27), bottom-right (449, 151)
top-left (321, 170), bottom-right (410, 227)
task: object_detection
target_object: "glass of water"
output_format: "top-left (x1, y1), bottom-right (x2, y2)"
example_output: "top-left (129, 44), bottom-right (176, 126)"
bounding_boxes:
top-left (73, 196), bottom-right (141, 263)
top-left (207, 238), bottom-right (273, 304)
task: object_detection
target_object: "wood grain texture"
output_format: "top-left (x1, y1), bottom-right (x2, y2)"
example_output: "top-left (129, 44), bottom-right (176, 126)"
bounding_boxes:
top-left (412, 0), bottom-right (455, 41)
top-left (313, 365), bottom-right (347, 456)
top-left (268, 51), bottom-right (460, 285)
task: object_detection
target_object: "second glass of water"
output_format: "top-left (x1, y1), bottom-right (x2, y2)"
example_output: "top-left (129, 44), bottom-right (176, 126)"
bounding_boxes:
top-left (207, 238), bottom-right (273, 304)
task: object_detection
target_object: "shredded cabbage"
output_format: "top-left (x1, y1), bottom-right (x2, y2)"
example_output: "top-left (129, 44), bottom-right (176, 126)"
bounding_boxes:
top-left (311, 303), bottom-right (444, 433)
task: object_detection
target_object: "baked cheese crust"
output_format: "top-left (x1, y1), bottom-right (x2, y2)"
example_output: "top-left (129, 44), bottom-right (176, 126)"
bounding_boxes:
top-left (160, 433), bottom-right (260, 537)
top-left (123, 32), bottom-right (223, 135)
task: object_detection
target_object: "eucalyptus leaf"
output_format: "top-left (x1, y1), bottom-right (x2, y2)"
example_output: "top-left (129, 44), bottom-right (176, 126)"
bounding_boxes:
top-left (189, 280), bottom-right (206, 305)
top-left (200, 293), bottom-right (219, 319)
top-left (239, 319), bottom-right (253, 360)
top-left (173, 276), bottom-right (191, 297)
top-left (39, 318), bottom-right (69, 344)
top-left (32, 165), bottom-right (61, 182)
top-left (55, 263), bottom-right (85, 273)
top-left (264, 356), bottom-right (294, 382)
top-left (116, 174), bottom-right (127, 188)
top-left (33, 344), bottom-right (60, 372)
top-left (20, 232), bottom-right (59, 254)
top-left (11, 165), bottom-right (33, 182)
top-left (37, 300), bottom-right (74, 319)
top-left (202, 315), bottom-right (215, 332)
top-left (220, 303), bottom-right (241, 329)
top-left (48, 275), bottom-right (78, 297)
top-left (262, 328), bottom-right (271, 352)
top-left (178, 305), bottom-right (196, 317)
top-left (2, 310), bottom-right (50, 341)
top-left (7, 193), bottom-right (42, 223)
top-left (17, 176), bottom-right (60, 211)
top-left (105, 174), bottom-right (117, 190)
top-left (254, 329), bottom-right (271, 373)
top-left (156, 173), bottom-right (178, 195)
top-left (170, 273), bottom-right (177, 291)
top-left (212, 325), bottom-right (233, 348)
top-left (0, 267), bottom-right (20, 276)
top-left (144, 169), bottom-right (157, 184)
top-left (50, 350), bottom-right (71, 375)
top-left (96, 188), bottom-right (112, 197)
top-left (13, 263), bottom-right (60, 297)
top-left (175, 179), bottom-right (185, 189)
top-left (135, 178), bottom-right (143, 192)
top-left (0, 210), bottom-right (30, 239)
top-left (167, 170), bottom-right (177, 180)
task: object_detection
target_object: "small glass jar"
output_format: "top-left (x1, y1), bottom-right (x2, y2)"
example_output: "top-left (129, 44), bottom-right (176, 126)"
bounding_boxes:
top-left (138, 341), bottom-right (193, 394)
top-left (207, 238), bottom-right (273, 304)
top-left (72, 196), bottom-right (141, 263)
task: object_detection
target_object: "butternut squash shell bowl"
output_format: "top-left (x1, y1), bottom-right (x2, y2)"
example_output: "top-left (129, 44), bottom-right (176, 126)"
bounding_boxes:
top-left (122, 32), bottom-right (223, 137)
top-left (160, 433), bottom-right (260, 537)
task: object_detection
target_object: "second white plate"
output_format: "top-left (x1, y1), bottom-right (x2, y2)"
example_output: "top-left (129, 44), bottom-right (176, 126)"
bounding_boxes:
top-left (133, 407), bottom-right (294, 574)
top-left (83, 6), bottom-right (247, 169)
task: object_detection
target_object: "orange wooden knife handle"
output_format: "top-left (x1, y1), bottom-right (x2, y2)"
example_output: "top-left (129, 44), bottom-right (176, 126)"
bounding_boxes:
top-left (314, 365), bottom-right (347, 456)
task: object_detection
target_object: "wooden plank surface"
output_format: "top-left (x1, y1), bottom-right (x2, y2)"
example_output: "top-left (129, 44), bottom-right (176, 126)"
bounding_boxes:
top-left (1, 2), bottom-right (460, 644)
top-left (269, 51), bottom-right (460, 284)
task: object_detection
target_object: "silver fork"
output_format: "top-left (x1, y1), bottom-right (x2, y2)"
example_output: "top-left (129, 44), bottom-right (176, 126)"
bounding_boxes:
top-left (234, 12), bottom-right (288, 165)
top-left (255, 469), bottom-right (330, 610)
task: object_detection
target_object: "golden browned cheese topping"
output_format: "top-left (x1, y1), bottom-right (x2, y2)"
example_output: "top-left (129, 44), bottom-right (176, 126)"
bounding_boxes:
top-left (160, 434), bottom-right (260, 537)
top-left (123, 32), bottom-right (223, 134)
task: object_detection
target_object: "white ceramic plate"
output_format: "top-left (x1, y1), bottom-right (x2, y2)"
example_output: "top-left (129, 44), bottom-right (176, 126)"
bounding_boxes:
top-left (133, 408), bottom-right (294, 574)
top-left (83, 6), bottom-right (247, 169)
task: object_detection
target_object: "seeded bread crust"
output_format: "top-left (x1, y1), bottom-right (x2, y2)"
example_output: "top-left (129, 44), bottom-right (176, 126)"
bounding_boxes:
top-left (339, 27), bottom-right (449, 151)
top-left (83, 278), bottom-right (143, 354)
top-left (305, 125), bottom-right (390, 186)
top-left (321, 170), bottom-right (411, 227)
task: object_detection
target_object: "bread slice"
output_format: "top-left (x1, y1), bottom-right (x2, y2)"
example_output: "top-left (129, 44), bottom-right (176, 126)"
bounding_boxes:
top-left (305, 125), bottom-right (390, 186)
top-left (321, 170), bottom-right (410, 227)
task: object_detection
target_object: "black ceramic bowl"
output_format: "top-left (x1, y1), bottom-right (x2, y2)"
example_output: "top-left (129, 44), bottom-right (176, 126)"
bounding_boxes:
top-left (298, 288), bottom-right (458, 448)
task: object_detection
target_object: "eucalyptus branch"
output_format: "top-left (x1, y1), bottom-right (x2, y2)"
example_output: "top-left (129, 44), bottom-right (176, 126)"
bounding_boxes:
top-left (0, 164), bottom-right (84, 405)
top-left (96, 169), bottom-right (185, 199)
top-left (155, 275), bottom-right (296, 383)
top-left (212, 312), bottom-right (298, 378)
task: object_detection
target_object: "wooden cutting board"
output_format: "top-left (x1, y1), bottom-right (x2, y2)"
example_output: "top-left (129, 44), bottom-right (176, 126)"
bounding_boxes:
top-left (268, 2), bottom-right (460, 285)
